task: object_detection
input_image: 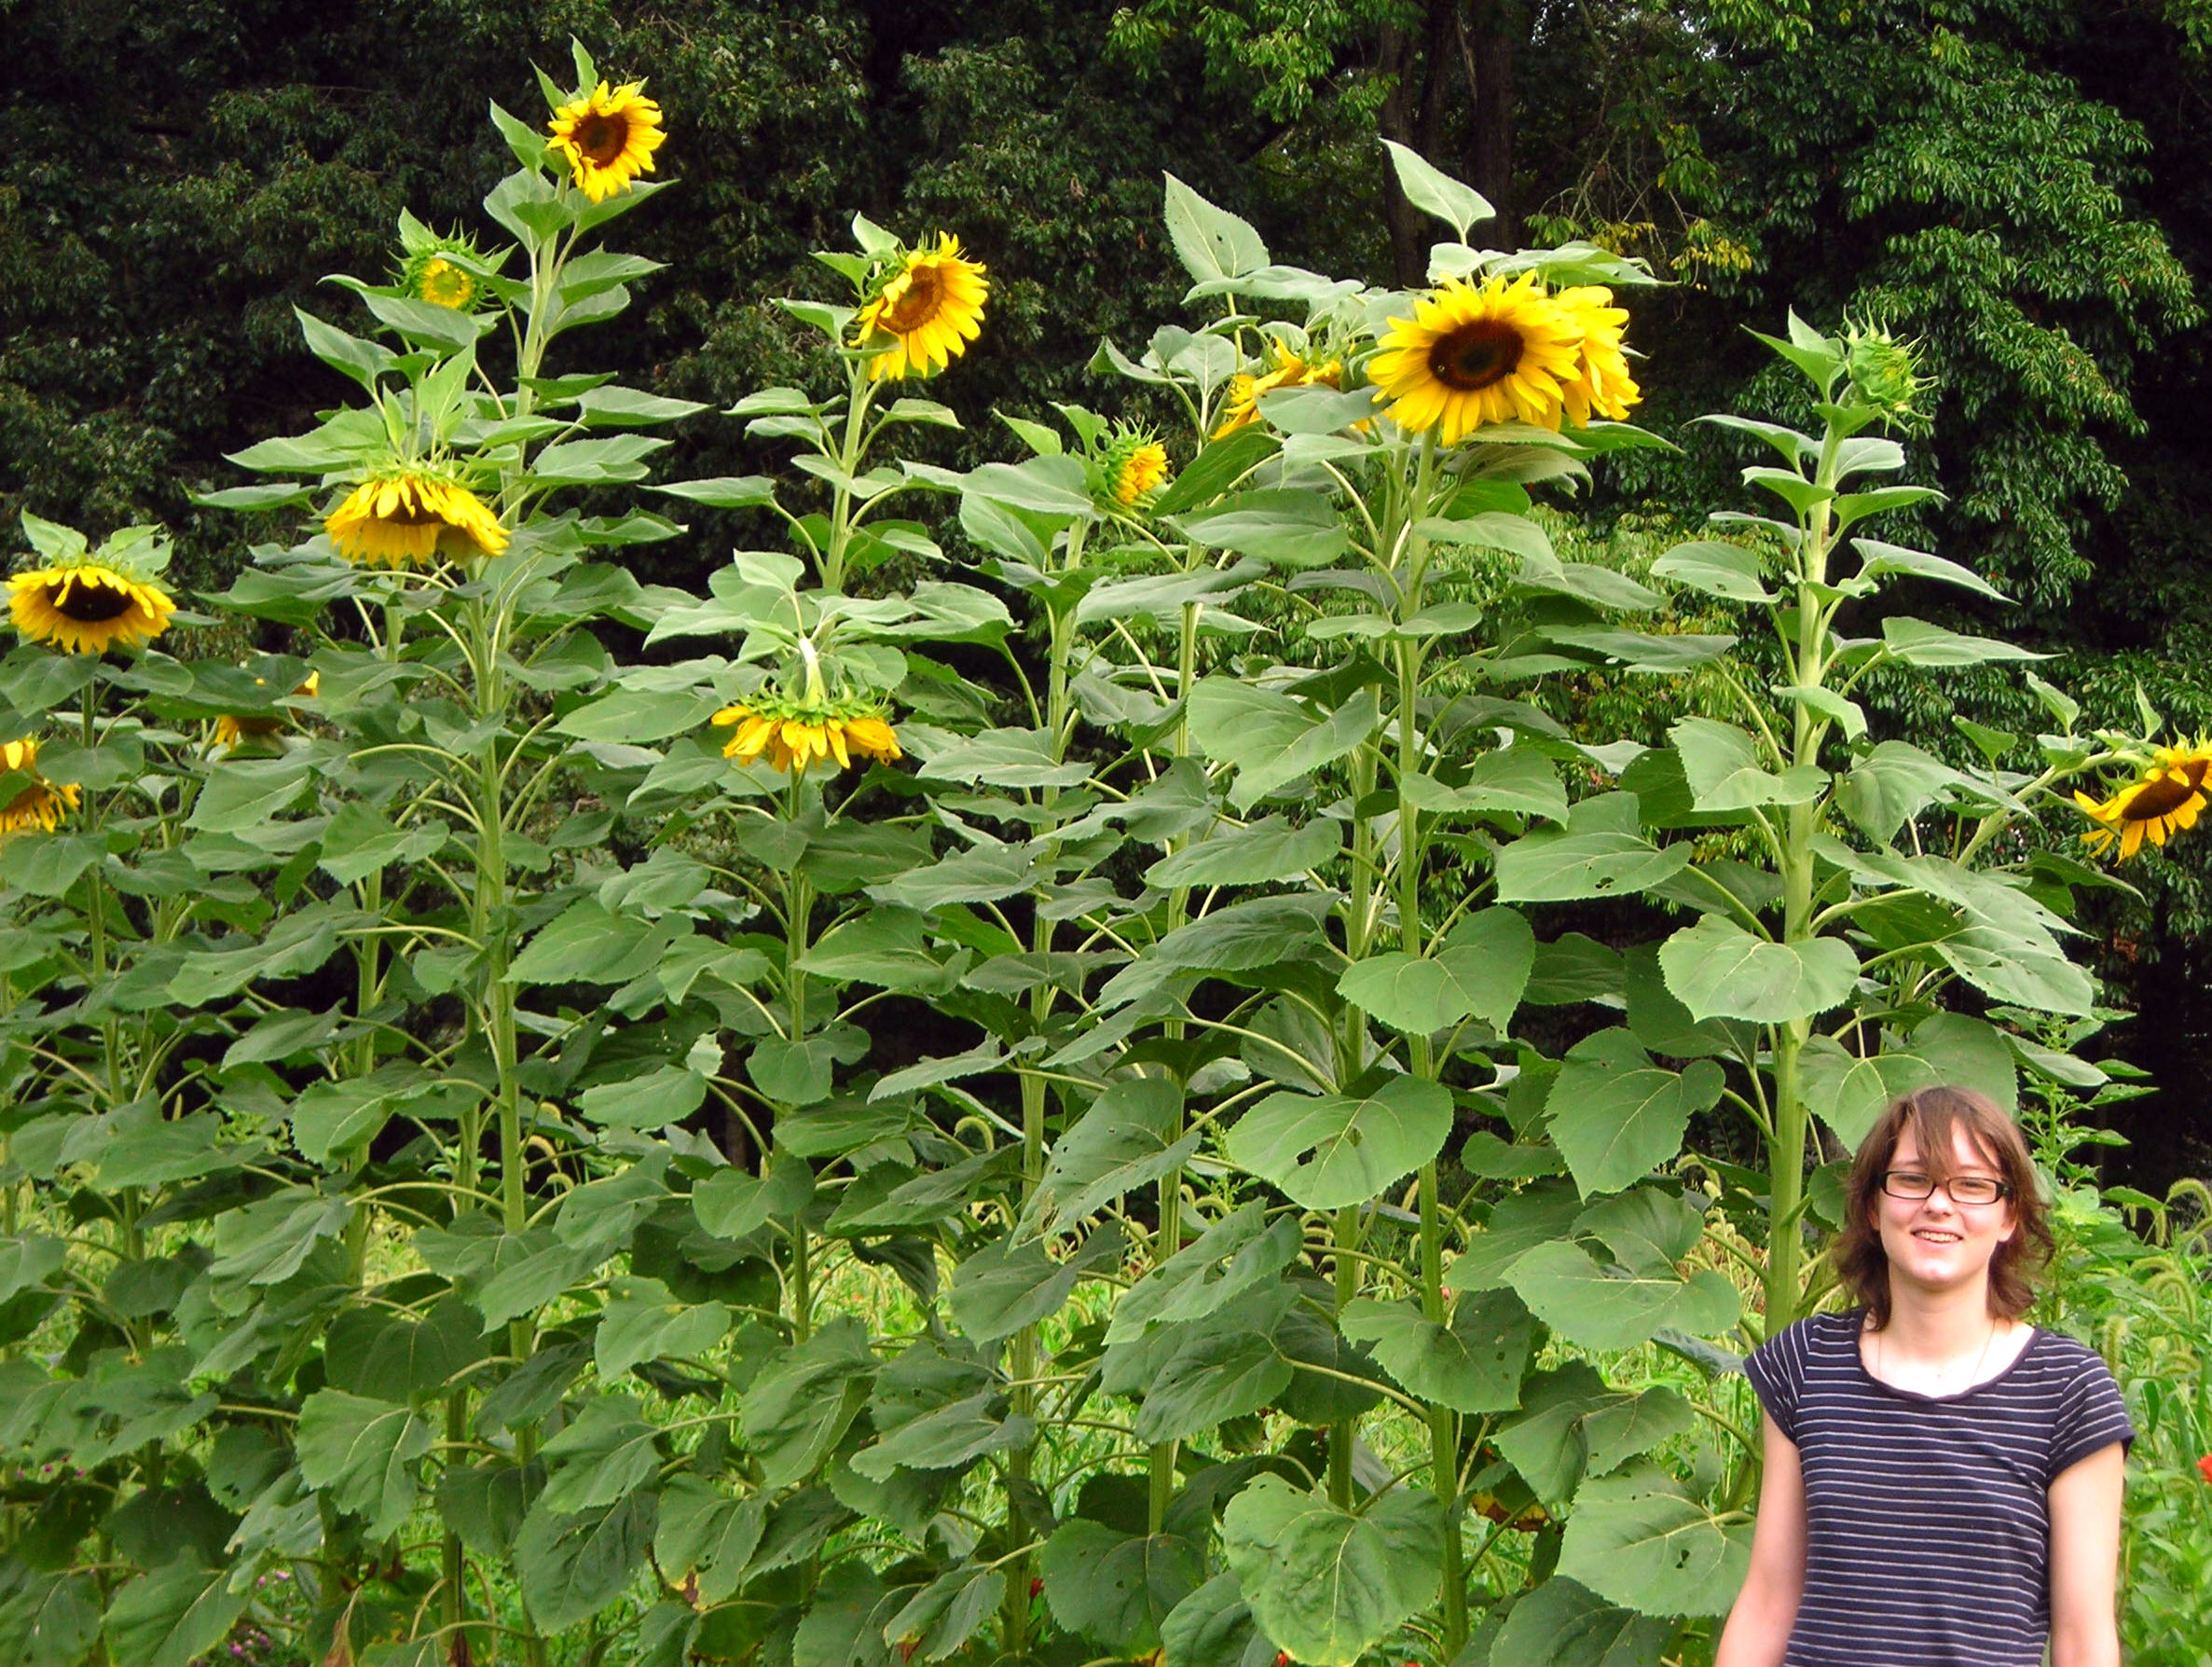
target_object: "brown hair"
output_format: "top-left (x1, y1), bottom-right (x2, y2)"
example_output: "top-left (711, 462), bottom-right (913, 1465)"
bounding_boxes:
top-left (1832, 1085), bottom-right (2053, 1329)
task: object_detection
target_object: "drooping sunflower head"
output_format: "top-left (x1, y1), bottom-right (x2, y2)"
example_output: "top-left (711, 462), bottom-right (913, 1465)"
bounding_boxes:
top-left (710, 695), bottom-right (904, 777)
top-left (324, 472), bottom-right (510, 568)
top-left (1368, 272), bottom-right (1584, 444)
top-left (1101, 428), bottom-right (1172, 510)
top-left (213, 670), bottom-right (321, 752)
top-left (0, 737), bottom-right (81, 836)
top-left (1214, 340), bottom-right (1345, 438)
top-left (2073, 743), bottom-right (2212, 861)
top-left (852, 233), bottom-right (990, 382)
top-left (546, 80), bottom-right (667, 204)
top-left (1554, 285), bottom-right (1643, 427)
top-left (8, 562), bottom-right (176, 655)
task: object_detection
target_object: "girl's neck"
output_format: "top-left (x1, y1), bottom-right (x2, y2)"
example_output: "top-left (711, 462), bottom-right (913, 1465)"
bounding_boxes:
top-left (1876, 1279), bottom-right (2007, 1361)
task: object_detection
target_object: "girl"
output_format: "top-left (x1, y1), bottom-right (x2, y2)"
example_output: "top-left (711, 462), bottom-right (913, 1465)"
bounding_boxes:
top-left (1715, 1086), bottom-right (2133, 1667)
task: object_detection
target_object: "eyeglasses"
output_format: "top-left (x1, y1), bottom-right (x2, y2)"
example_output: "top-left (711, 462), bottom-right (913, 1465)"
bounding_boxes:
top-left (1881, 1170), bottom-right (2013, 1205)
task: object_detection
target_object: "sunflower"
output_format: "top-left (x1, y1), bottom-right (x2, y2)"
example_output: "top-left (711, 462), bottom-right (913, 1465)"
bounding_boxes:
top-left (1368, 272), bottom-right (1584, 443)
top-left (711, 700), bottom-right (903, 775)
top-left (1555, 286), bottom-right (1642, 426)
top-left (9, 563), bottom-right (175, 654)
top-left (412, 256), bottom-right (478, 310)
top-left (1213, 342), bottom-right (1343, 437)
top-left (324, 473), bottom-right (509, 568)
top-left (2074, 744), bottom-right (2212, 860)
top-left (853, 235), bottom-right (989, 381)
top-left (1112, 441), bottom-right (1170, 507)
top-left (213, 670), bottom-right (321, 752)
top-left (0, 738), bottom-right (81, 836)
top-left (546, 81), bottom-right (667, 203)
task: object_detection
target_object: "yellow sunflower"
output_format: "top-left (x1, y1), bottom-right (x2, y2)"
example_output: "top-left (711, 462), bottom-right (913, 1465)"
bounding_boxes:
top-left (853, 235), bottom-right (989, 381)
top-left (213, 670), bottom-right (321, 752)
top-left (1106, 432), bottom-right (1171, 508)
top-left (411, 256), bottom-right (478, 310)
top-left (1213, 342), bottom-right (1343, 437)
top-left (2074, 745), bottom-right (2212, 860)
top-left (546, 80), bottom-right (667, 204)
top-left (0, 737), bottom-right (81, 836)
top-left (9, 563), bottom-right (175, 654)
top-left (1368, 272), bottom-right (1583, 443)
top-left (324, 473), bottom-right (510, 568)
top-left (711, 701), bottom-right (903, 775)
top-left (1555, 285), bottom-right (1643, 426)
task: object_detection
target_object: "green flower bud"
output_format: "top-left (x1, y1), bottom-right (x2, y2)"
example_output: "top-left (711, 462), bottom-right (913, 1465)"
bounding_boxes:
top-left (1843, 318), bottom-right (1933, 432)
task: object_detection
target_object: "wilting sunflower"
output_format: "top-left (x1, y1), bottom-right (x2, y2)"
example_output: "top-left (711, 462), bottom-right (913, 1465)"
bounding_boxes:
top-left (324, 472), bottom-right (509, 568)
top-left (9, 562), bottom-right (175, 654)
top-left (1555, 286), bottom-right (1642, 426)
top-left (546, 80), bottom-right (667, 203)
top-left (1368, 272), bottom-right (1583, 443)
top-left (2074, 743), bottom-right (2212, 860)
top-left (1214, 342), bottom-right (1343, 437)
top-left (0, 738), bottom-right (81, 836)
top-left (712, 698), bottom-right (903, 775)
top-left (213, 670), bottom-right (320, 752)
top-left (853, 234), bottom-right (989, 381)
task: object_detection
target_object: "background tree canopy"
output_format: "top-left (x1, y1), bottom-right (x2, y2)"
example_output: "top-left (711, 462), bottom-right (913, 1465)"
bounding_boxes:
top-left (5, 0), bottom-right (2206, 1182)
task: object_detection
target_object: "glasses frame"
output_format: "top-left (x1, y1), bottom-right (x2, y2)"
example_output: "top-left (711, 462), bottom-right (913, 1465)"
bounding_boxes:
top-left (1879, 1168), bottom-right (2013, 1206)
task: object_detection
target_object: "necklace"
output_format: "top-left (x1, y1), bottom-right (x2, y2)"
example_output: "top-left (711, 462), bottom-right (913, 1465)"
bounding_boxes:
top-left (1873, 1316), bottom-right (1999, 1393)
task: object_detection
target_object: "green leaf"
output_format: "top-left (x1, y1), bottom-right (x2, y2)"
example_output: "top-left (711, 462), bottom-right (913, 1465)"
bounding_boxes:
top-left (1545, 627), bottom-right (1738, 672)
top-left (1650, 539), bottom-right (1775, 603)
top-left (1656, 916), bottom-right (1858, 1024)
top-left (1095, 894), bottom-right (1334, 1011)
top-left (1496, 794), bottom-right (1689, 902)
top-left (1797, 1036), bottom-right (1945, 1147)
top-left (0, 1571), bottom-right (101, 1667)
top-left (1162, 173), bottom-right (1269, 285)
top-left (1340, 1287), bottom-right (1532, 1413)
top-left (1177, 490), bottom-right (1351, 569)
top-left (1221, 1475), bottom-right (1444, 1667)
top-left (738, 1316), bottom-right (876, 1488)
top-left (539, 1394), bottom-right (662, 1513)
top-left (884, 1565), bottom-right (1007, 1661)
top-left (103, 1563), bottom-right (249, 1667)
top-left (949, 1226), bottom-right (1121, 1343)
top-left (1381, 139), bottom-right (1494, 237)
top-left (1188, 680), bottom-right (1381, 811)
top-left (1668, 717), bottom-right (1825, 812)
top-left (577, 1065), bottom-right (709, 1130)
top-left (514, 1491), bottom-right (659, 1633)
top-left (654, 1477), bottom-right (766, 1605)
top-left (186, 754), bottom-right (312, 832)
top-left (295, 1390), bottom-right (433, 1538)
top-left (794, 1563), bottom-right (901, 1667)
top-left (1546, 1032), bottom-right (1726, 1198)
top-left (1135, 1288), bottom-right (1298, 1441)
top-left (435, 1457), bottom-right (538, 1557)
top-left (1880, 617), bottom-right (2045, 668)
top-left (1043, 1521), bottom-right (1207, 1654)
top-left (596, 1276), bottom-right (729, 1379)
top-left (1911, 1012), bottom-right (2018, 1114)
top-left (1336, 907), bottom-right (1534, 1036)
top-left (1851, 539), bottom-right (2007, 601)
top-left (323, 1295), bottom-right (484, 1401)
top-left (748, 1025), bottom-right (872, 1107)
top-left (1504, 1243), bottom-right (1739, 1353)
top-left (694, 1151), bottom-right (815, 1239)
top-left (1493, 1363), bottom-right (1698, 1505)
top-left (1489, 1576), bottom-right (1675, 1667)
top-left (1146, 816), bottom-right (1342, 888)
top-left (1161, 1574), bottom-right (1273, 1667)
top-left (508, 897), bottom-right (675, 986)
top-left (1107, 1205), bottom-right (1301, 1344)
top-left (1557, 1467), bottom-right (1752, 1618)
top-left (1225, 1075), bottom-right (1454, 1210)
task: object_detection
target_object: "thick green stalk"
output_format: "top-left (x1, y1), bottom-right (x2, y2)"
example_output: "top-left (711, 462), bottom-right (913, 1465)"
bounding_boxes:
top-left (782, 861), bottom-right (816, 1343)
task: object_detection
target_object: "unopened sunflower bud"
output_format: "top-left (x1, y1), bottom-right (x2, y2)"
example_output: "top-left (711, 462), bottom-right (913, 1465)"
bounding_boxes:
top-left (1842, 318), bottom-right (1932, 432)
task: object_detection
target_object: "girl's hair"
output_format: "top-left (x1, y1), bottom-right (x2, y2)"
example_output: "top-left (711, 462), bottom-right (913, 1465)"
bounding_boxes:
top-left (1832, 1085), bottom-right (2054, 1329)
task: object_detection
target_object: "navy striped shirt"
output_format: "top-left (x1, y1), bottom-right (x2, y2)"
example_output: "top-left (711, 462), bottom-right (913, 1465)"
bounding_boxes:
top-left (1743, 1309), bottom-right (2134, 1667)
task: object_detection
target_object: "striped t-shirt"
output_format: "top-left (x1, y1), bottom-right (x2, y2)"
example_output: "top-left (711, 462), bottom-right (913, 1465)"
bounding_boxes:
top-left (1743, 1309), bottom-right (2134, 1667)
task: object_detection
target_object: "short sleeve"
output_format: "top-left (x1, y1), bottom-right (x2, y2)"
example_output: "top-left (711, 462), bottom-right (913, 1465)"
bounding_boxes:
top-left (1743, 1326), bottom-right (1804, 1444)
top-left (2046, 1346), bottom-right (2135, 1483)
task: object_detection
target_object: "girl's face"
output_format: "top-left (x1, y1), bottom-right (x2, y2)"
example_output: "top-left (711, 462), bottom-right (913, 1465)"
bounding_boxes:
top-left (1874, 1122), bottom-right (2018, 1300)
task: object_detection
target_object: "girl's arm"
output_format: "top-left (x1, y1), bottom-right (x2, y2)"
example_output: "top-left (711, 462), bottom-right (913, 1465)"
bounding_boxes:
top-left (2047, 1441), bottom-right (2125, 1667)
top-left (1714, 1410), bottom-right (1807, 1667)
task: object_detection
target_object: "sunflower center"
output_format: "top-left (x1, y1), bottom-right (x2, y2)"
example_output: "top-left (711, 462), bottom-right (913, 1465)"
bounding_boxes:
top-left (2122, 773), bottom-right (2203, 820)
top-left (53, 576), bottom-right (135, 623)
top-left (1429, 320), bottom-right (1525, 393)
top-left (880, 267), bottom-right (947, 334)
top-left (573, 114), bottom-right (630, 166)
top-left (420, 260), bottom-right (474, 308)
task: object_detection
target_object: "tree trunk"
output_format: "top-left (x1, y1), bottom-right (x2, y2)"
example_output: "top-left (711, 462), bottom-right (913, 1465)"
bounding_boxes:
top-left (1463, 0), bottom-right (1518, 245)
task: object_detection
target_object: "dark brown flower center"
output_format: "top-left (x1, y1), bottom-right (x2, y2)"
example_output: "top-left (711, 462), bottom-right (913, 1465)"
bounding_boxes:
top-left (573, 113), bottom-right (630, 166)
top-left (881, 267), bottom-right (946, 334)
top-left (2121, 771), bottom-right (2204, 821)
top-left (53, 576), bottom-right (135, 622)
top-left (1429, 320), bottom-right (1525, 393)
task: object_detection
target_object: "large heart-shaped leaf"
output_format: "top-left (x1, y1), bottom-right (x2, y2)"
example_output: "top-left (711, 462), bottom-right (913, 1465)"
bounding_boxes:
top-left (1225, 1076), bottom-right (1453, 1210)
top-left (1221, 1475), bottom-right (1443, 1666)
top-left (1656, 916), bottom-right (1857, 1024)
top-left (1546, 1031), bottom-right (1726, 1197)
